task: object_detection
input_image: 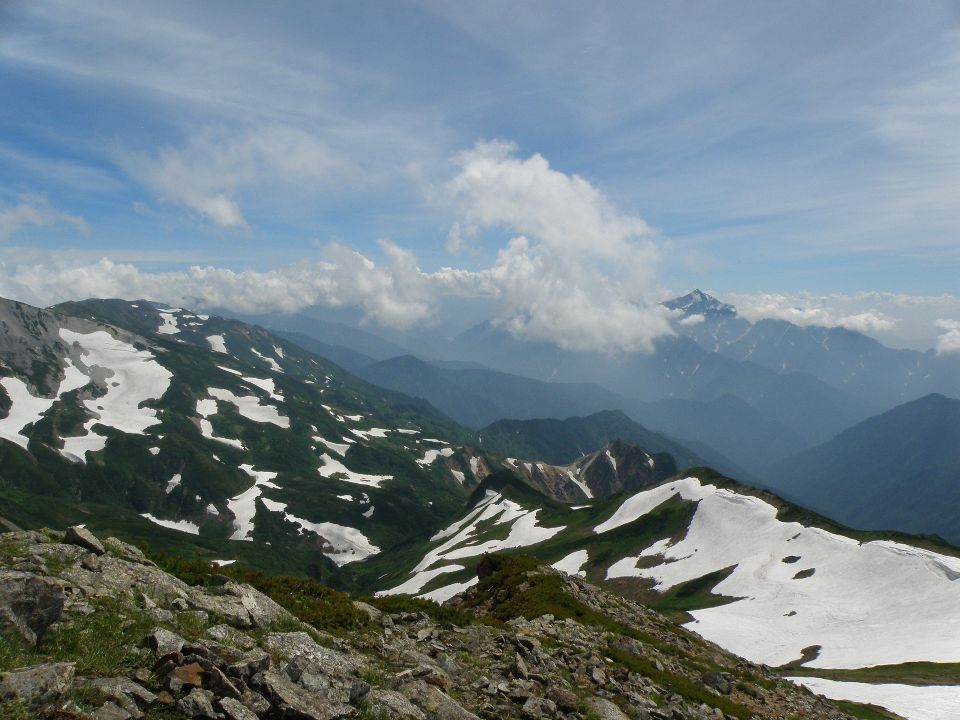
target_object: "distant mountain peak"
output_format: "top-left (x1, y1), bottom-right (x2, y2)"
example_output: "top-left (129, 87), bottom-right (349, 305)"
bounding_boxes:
top-left (663, 289), bottom-right (737, 318)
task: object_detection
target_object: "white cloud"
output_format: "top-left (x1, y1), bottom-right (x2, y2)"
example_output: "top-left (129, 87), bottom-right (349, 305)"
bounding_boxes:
top-left (0, 142), bottom-right (675, 352)
top-left (718, 290), bottom-right (960, 350)
top-left (123, 125), bottom-right (345, 228)
top-left (678, 313), bottom-right (705, 326)
top-left (935, 319), bottom-right (960, 356)
top-left (442, 141), bottom-right (673, 352)
top-left (0, 194), bottom-right (87, 242)
top-left (0, 250), bottom-right (434, 330)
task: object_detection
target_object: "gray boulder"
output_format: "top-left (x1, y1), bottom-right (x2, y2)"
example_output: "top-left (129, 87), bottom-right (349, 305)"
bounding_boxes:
top-left (0, 661), bottom-right (75, 707)
top-left (253, 669), bottom-right (354, 720)
top-left (265, 632), bottom-right (361, 678)
top-left (583, 697), bottom-right (630, 720)
top-left (0, 571), bottom-right (65, 645)
top-left (218, 696), bottom-right (259, 720)
top-left (178, 688), bottom-right (218, 719)
top-left (64, 525), bottom-right (105, 555)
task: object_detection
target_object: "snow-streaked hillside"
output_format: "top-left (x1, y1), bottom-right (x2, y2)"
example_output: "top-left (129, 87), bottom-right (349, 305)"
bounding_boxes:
top-left (0, 296), bottom-right (491, 584)
top-left (380, 469), bottom-right (960, 719)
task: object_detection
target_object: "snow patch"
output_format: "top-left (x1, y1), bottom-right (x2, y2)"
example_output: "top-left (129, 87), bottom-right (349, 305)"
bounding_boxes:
top-left (58, 329), bottom-right (172, 461)
top-left (227, 465), bottom-right (280, 541)
top-left (140, 513), bottom-right (199, 535)
top-left (206, 335), bottom-right (227, 353)
top-left (552, 549), bottom-right (589, 577)
top-left (788, 677), bottom-right (960, 720)
top-left (318, 453), bottom-right (392, 488)
top-left (599, 477), bottom-right (960, 669)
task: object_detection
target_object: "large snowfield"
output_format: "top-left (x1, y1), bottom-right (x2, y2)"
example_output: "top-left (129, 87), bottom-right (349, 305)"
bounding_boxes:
top-left (599, 477), bottom-right (960, 670)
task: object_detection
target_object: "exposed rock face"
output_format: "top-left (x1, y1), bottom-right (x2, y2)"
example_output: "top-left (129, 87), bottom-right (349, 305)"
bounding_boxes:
top-left (0, 569), bottom-right (65, 645)
top-left (64, 525), bottom-right (106, 555)
top-left (0, 525), bottom-right (870, 720)
top-left (0, 662), bottom-right (75, 707)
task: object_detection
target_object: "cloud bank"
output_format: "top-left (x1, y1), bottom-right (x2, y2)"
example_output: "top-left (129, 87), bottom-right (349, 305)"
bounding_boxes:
top-left (1, 143), bottom-right (674, 353)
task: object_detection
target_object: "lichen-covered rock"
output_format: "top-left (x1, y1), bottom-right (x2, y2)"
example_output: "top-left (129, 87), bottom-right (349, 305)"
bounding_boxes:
top-left (252, 669), bottom-right (353, 720)
top-left (177, 687), bottom-right (218, 719)
top-left (217, 696), bottom-right (259, 720)
top-left (400, 679), bottom-right (480, 720)
top-left (146, 627), bottom-right (186, 657)
top-left (365, 688), bottom-right (426, 720)
top-left (0, 662), bottom-right (75, 707)
top-left (584, 696), bottom-right (630, 720)
top-left (64, 525), bottom-right (105, 555)
top-left (264, 631), bottom-right (361, 678)
top-left (0, 570), bottom-right (65, 645)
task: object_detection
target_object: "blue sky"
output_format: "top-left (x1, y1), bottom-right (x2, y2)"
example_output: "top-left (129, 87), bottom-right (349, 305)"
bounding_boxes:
top-left (1, 0), bottom-right (960, 350)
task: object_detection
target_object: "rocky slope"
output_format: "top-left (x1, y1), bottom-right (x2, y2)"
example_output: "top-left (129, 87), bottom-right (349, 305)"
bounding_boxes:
top-left (0, 525), bottom-right (882, 720)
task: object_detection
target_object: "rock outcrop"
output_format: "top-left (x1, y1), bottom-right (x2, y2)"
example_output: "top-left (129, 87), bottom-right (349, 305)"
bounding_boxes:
top-left (0, 526), bottom-right (873, 719)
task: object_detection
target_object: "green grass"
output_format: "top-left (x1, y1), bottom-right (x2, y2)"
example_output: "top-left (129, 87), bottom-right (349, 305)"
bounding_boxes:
top-left (0, 596), bottom-right (155, 677)
top-left (645, 566), bottom-right (740, 620)
top-left (832, 699), bottom-right (905, 720)
top-left (363, 594), bottom-right (474, 626)
top-left (789, 661), bottom-right (960, 686)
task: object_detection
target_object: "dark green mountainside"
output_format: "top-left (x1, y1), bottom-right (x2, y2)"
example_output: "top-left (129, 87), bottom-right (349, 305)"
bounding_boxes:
top-left (769, 393), bottom-right (960, 542)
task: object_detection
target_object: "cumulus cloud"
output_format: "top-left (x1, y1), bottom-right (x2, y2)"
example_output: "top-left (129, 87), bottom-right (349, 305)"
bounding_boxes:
top-left (0, 142), bottom-right (675, 352)
top-left (719, 290), bottom-right (960, 350)
top-left (123, 125), bottom-right (344, 228)
top-left (0, 194), bottom-right (87, 242)
top-left (935, 319), bottom-right (960, 356)
top-left (442, 141), bottom-right (672, 352)
top-left (0, 245), bottom-right (437, 331)
top-left (722, 292), bottom-right (898, 334)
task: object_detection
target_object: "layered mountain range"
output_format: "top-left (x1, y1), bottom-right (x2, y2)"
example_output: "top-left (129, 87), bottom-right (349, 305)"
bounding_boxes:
top-left (2, 293), bottom-right (959, 719)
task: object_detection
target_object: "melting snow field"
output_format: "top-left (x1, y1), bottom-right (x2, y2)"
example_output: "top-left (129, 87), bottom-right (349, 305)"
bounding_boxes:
top-left (228, 465), bottom-right (280, 541)
top-left (268, 506), bottom-right (378, 565)
top-left (58, 329), bottom-right (172, 461)
top-left (140, 513), bottom-right (199, 535)
top-left (598, 477), bottom-right (960, 670)
top-left (418, 446), bottom-right (454, 465)
top-left (206, 387), bottom-right (289, 428)
top-left (380, 490), bottom-right (564, 600)
top-left (196, 398), bottom-right (245, 449)
top-left (206, 335), bottom-right (227, 353)
top-left (552, 549), bottom-right (589, 577)
top-left (789, 677), bottom-right (960, 720)
top-left (318, 453), bottom-right (392, 488)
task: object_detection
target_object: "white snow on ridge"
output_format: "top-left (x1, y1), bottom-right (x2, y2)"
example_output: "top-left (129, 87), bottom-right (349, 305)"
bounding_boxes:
top-left (789, 677), bottom-right (960, 720)
top-left (241, 375), bottom-right (282, 401)
top-left (140, 513), bottom-right (199, 535)
top-left (249, 489), bottom-right (379, 565)
top-left (206, 335), bottom-right (227, 354)
top-left (418, 446), bottom-right (454, 466)
top-left (599, 477), bottom-right (960, 669)
top-left (315, 436), bottom-right (351, 456)
top-left (228, 465), bottom-right (280, 541)
top-left (157, 311), bottom-right (180, 335)
top-left (420, 578), bottom-right (479, 603)
top-left (318, 453), bottom-right (392, 488)
top-left (381, 491), bottom-right (564, 600)
top-left (58, 329), bottom-right (172, 461)
top-left (196, 398), bottom-right (245, 449)
top-left (376, 565), bottom-right (466, 597)
top-left (0, 377), bottom-right (62, 449)
top-left (552, 549), bottom-right (589, 577)
top-left (565, 469), bottom-right (593, 499)
top-left (165, 474), bottom-right (181, 494)
top-left (251, 348), bottom-right (282, 372)
top-left (206, 387), bottom-right (289, 428)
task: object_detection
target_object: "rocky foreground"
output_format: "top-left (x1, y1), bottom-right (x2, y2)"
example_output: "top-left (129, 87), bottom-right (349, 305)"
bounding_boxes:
top-left (0, 527), bottom-right (889, 720)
